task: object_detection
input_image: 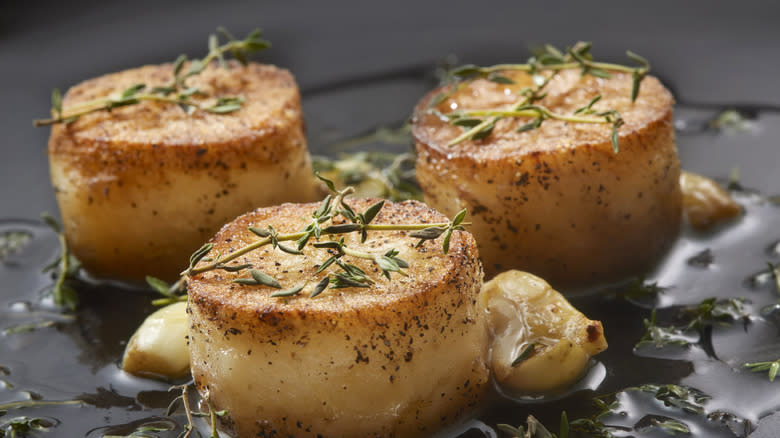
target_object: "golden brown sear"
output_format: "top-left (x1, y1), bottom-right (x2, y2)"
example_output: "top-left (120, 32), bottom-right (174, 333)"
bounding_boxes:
top-left (48, 62), bottom-right (320, 282)
top-left (412, 69), bottom-right (681, 286)
top-left (187, 199), bottom-right (489, 438)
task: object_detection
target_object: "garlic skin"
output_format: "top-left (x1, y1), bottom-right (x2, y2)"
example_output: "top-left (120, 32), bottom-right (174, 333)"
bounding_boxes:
top-left (680, 171), bottom-right (741, 230)
top-left (122, 302), bottom-right (190, 379)
top-left (479, 270), bottom-right (607, 393)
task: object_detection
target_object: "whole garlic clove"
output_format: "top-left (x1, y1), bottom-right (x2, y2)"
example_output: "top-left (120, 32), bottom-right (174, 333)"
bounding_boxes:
top-left (479, 270), bottom-right (607, 393)
top-left (122, 301), bottom-right (190, 379)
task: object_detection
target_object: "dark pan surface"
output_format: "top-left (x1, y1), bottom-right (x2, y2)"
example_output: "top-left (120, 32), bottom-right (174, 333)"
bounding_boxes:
top-left (1, 1), bottom-right (779, 436)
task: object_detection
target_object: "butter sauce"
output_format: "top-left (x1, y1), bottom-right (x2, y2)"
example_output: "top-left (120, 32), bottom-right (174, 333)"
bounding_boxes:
top-left (1, 73), bottom-right (779, 436)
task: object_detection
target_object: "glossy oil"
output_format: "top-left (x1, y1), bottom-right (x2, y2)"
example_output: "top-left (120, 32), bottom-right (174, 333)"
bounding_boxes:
top-left (1, 73), bottom-right (779, 437)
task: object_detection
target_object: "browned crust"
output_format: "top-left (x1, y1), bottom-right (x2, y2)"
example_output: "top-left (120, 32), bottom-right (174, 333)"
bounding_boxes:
top-left (411, 70), bottom-right (681, 284)
top-left (48, 62), bottom-right (304, 180)
top-left (412, 70), bottom-right (674, 162)
top-left (187, 199), bottom-right (483, 337)
top-left (46, 62), bottom-right (319, 282)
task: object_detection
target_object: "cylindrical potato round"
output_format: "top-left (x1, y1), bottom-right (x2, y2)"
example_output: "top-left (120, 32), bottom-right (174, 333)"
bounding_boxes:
top-left (412, 70), bottom-right (681, 286)
top-left (48, 62), bottom-right (321, 282)
top-left (187, 199), bottom-right (489, 437)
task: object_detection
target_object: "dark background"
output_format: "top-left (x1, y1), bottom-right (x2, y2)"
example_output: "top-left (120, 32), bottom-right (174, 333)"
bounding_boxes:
top-left (1, 2), bottom-right (780, 436)
top-left (1, 0), bottom-right (779, 218)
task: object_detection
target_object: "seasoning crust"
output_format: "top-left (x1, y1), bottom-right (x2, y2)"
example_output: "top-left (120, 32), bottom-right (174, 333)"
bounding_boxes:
top-left (413, 70), bottom-right (681, 284)
top-left (188, 199), bottom-right (490, 437)
top-left (48, 62), bottom-right (320, 281)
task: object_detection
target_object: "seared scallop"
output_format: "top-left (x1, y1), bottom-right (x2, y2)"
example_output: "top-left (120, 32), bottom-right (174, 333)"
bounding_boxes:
top-left (412, 69), bottom-right (681, 286)
top-left (187, 199), bottom-right (489, 437)
top-left (47, 62), bottom-right (320, 282)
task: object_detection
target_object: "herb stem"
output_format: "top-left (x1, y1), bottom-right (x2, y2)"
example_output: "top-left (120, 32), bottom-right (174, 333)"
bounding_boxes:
top-left (442, 43), bottom-right (647, 149)
top-left (473, 60), bottom-right (644, 76)
top-left (461, 108), bottom-right (613, 125)
top-left (34, 93), bottom-right (223, 127)
top-left (52, 233), bottom-right (69, 306)
top-left (34, 27), bottom-right (269, 127)
top-left (446, 73), bottom-right (551, 146)
top-left (0, 399), bottom-right (82, 412)
top-left (448, 117), bottom-right (497, 146)
top-left (186, 221), bottom-right (459, 276)
top-left (206, 398), bottom-right (219, 438)
top-left (175, 384), bottom-right (196, 438)
top-left (339, 246), bottom-right (374, 260)
top-left (201, 40), bottom-right (250, 67)
top-left (363, 222), bottom-right (459, 231)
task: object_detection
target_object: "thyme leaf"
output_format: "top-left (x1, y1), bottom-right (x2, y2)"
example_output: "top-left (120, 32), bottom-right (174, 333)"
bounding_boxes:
top-left (439, 42), bottom-right (646, 150)
top-left (34, 28), bottom-right (269, 127)
top-left (312, 152), bottom-right (421, 202)
top-left (41, 213), bottom-right (80, 310)
top-left (744, 359), bottom-right (780, 382)
top-left (511, 342), bottom-right (541, 367)
top-left (0, 230), bottom-right (32, 262)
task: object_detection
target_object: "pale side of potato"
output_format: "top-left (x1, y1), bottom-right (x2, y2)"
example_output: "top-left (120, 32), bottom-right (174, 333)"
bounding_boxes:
top-left (479, 270), bottom-right (607, 393)
top-left (187, 199), bottom-right (489, 437)
top-left (680, 171), bottom-right (741, 230)
top-left (48, 62), bottom-right (321, 283)
top-left (122, 302), bottom-right (189, 379)
top-left (413, 69), bottom-right (681, 286)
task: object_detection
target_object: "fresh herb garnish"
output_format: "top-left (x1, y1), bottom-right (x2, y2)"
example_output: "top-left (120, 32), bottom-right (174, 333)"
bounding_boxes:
top-left (0, 231), bottom-right (31, 262)
top-left (681, 297), bottom-right (748, 332)
top-left (164, 384), bottom-right (222, 438)
top-left (40, 213), bottom-right (80, 310)
top-left (312, 152), bottom-right (421, 201)
top-left (635, 384), bottom-right (710, 415)
top-left (768, 262), bottom-right (780, 295)
top-left (102, 422), bottom-right (175, 438)
top-left (744, 359), bottom-right (780, 382)
top-left (636, 309), bottom-right (692, 349)
top-left (325, 124), bottom-right (412, 151)
top-left (497, 411), bottom-right (569, 438)
top-left (637, 417), bottom-right (691, 435)
top-left (636, 297), bottom-right (749, 349)
top-left (33, 27), bottom-right (269, 127)
top-left (0, 398), bottom-right (82, 437)
top-left (148, 174), bottom-right (468, 302)
top-left (622, 278), bottom-right (667, 303)
top-left (511, 342), bottom-right (542, 367)
top-left (0, 416), bottom-right (55, 437)
top-left (710, 108), bottom-right (751, 132)
top-left (437, 42), bottom-right (649, 151)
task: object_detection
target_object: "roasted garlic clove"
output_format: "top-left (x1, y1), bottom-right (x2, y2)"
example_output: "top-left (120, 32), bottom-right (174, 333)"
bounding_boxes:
top-left (122, 302), bottom-right (189, 379)
top-left (479, 270), bottom-right (607, 393)
top-left (680, 171), bottom-right (741, 230)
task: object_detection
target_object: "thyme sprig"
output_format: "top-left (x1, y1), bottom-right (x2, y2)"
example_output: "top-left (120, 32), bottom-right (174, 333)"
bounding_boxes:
top-left (438, 42), bottom-right (649, 151)
top-left (0, 231), bottom-right (31, 262)
top-left (40, 213), bottom-right (80, 310)
top-left (635, 384), bottom-right (710, 415)
top-left (636, 309), bottom-right (693, 349)
top-left (147, 174), bottom-right (469, 301)
top-left (497, 412), bottom-right (569, 438)
top-left (33, 27), bottom-right (269, 127)
top-left (312, 152), bottom-right (421, 202)
top-left (635, 297), bottom-right (749, 349)
top-left (744, 359), bottom-right (780, 382)
top-left (0, 399), bottom-right (82, 438)
top-left (0, 416), bottom-right (55, 438)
